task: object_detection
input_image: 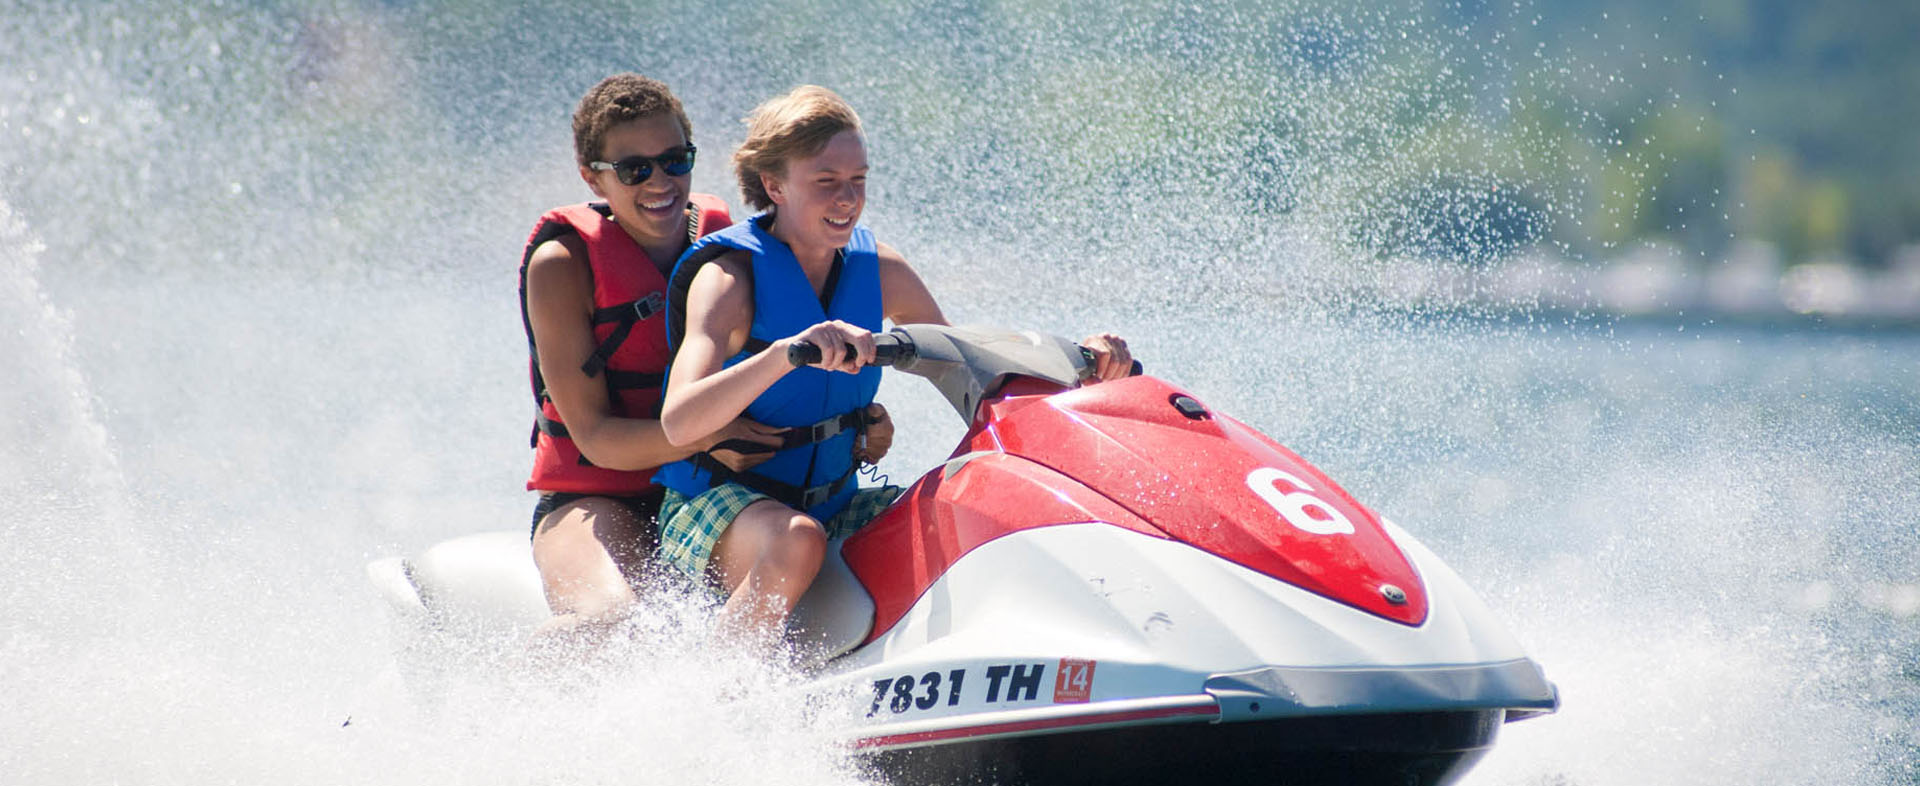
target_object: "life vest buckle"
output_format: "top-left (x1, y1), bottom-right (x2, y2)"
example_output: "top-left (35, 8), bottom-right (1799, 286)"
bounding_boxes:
top-left (800, 409), bottom-right (867, 446)
top-left (633, 291), bottom-right (666, 321)
top-left (799, 483), bottom-right (835, 510)
top-left (807, 419), bottom-right (839, 444)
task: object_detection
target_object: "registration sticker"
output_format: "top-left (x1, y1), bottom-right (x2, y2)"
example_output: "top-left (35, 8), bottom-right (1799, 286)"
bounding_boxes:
top-left (864, 662), bottom-right (1050, 717)
top-left (1053, 658), bottom-right (1096, 703)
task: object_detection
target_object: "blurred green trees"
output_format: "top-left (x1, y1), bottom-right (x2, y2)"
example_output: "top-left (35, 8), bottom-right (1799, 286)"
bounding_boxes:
top-left (1497, 0), bottom-right (1920, 266)
top-left (914, 0), bottom-right (1920, 268)
top-left (9, 0), bottom-right (1908, 272)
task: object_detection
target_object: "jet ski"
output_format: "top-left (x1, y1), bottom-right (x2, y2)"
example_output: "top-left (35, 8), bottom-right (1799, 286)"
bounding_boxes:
top-left (368, 323), bottom-right (1557, 786)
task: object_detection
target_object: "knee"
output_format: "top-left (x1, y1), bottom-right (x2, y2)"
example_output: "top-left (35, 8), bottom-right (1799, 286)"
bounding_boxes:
top-left (768, 516), bottom-right (826, 568)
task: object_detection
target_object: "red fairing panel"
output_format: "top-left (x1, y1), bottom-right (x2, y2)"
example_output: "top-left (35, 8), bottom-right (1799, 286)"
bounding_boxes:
top-left (844, 374), bottom-right (1427, 644)
top-left (841, 452), bottom-right (1166, 645)
top-left (992, 377), bottom-right (1428, 626)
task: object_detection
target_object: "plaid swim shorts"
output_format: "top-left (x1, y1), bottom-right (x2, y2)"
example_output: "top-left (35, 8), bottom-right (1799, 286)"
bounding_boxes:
top-left (657, 483), bottom-right (904, 579)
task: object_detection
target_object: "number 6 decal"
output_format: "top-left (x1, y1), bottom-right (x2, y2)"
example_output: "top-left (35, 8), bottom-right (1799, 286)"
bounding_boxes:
top-left (1246, 467), bottom-right (1354, 535)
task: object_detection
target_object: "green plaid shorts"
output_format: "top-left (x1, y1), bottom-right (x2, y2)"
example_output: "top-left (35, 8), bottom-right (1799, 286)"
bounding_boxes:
top-left (657, 483), bottom-right (904, 579)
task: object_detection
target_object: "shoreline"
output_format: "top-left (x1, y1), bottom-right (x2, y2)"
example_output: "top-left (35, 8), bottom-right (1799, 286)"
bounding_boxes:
top-left (1346, 241), bottom-right (1920, 332)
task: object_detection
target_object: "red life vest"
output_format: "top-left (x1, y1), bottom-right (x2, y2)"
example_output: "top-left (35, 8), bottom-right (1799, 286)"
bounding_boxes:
top-left (520, 194), bottom-right (732, 494)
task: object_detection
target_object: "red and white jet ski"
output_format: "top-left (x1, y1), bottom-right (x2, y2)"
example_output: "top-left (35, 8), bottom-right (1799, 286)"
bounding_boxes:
top-left (368, 324), bottom-right (1557, 786)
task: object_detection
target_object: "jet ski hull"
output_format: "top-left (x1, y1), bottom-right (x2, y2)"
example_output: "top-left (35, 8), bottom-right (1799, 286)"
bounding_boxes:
top-left (867, 709), bottom-right (1505, 786)
top-left (800, 523), bottom-right (1555, 785)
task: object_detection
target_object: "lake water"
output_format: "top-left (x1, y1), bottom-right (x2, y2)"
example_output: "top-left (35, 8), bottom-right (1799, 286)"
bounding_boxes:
top-left (2, 1), bottom-right (1915, 783)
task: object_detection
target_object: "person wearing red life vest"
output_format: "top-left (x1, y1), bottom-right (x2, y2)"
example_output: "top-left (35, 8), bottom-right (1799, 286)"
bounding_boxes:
top-left (518, 74), bottom-right (896, 648)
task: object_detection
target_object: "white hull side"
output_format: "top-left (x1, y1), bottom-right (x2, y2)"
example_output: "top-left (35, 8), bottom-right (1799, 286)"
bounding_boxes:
top-left (808, 522), bottom-right (1551, 744)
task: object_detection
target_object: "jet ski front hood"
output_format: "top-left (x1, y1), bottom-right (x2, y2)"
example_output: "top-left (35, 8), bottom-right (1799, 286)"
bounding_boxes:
top-left (988, 376), bottom-right (1430, 626)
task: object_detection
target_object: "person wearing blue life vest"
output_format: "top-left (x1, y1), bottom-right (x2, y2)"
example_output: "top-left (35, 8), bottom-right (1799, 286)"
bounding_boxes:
top-left (654, 85), bottom-right (1132, 644)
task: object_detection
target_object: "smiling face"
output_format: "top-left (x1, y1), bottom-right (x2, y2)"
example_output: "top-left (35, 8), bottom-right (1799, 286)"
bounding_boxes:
top-left (579, 113), bottom-right (693, 252)
top-left (764, 129), bottom-right (867, 254)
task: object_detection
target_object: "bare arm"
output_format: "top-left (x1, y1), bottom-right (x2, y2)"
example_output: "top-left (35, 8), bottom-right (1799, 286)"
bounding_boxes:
top-left (876, 242), bottom-right (948, 327)
top-left (658, 254), bottom-right (792, 446)
top-left (661, 252), bottom-right (882, 446)
top-left (526, 236), bottom-right (768, 469)
top-left (872, 243), bottom-right (1130, 380)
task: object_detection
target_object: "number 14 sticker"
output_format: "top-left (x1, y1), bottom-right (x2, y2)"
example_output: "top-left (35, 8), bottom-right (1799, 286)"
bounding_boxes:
top-left (1053, 658), bottom-right (1096, 703)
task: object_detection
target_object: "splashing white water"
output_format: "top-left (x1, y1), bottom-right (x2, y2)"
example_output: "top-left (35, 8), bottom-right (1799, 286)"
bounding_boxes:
top-left (1, 2), bottom-right (1914, 785)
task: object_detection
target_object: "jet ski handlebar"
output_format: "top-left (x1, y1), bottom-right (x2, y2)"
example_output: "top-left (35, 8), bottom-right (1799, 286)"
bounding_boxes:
top-left (788, 331), bottom-right (1142, 378)
top-left (787, 333), bottom-right (913, 368)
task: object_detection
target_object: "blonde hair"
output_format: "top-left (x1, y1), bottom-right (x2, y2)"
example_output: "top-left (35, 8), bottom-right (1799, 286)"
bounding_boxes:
top-left (733, 85), bottom-right (863, 211)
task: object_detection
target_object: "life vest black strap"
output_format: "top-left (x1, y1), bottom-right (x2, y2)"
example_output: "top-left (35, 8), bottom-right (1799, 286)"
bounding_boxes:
top-left (697, 409), bottom-right (870, 454)
top-left (684, 405), bottom-right (873, 509)
top-left (533, 411), bottom-right (607, 466)
top-left (690, 453), bottom-right (859, 512)
top-left (603, 369), bottom-right (666, 392)
top-left (582, 291), bottom-right (667, 378)
top-left (779, 409), bottom-right (873, 450)
top-left (667, 242), bottom-right (743, 352)
top-left (535, 411), bottom-right (572, 440)
top-left (816, 249), bottom-right (845, 313)
top-left (710, 438), bottom-right (778, 456)
top-left (591, 291), bottom-right (667, 326)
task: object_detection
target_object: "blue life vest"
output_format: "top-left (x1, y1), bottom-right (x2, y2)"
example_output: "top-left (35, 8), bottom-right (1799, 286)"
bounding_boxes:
top-left (654, 214), bottom-right (882, 521)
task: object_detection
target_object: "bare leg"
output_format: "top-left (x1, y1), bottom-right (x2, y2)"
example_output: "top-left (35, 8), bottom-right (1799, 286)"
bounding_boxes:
top-left (706, 499), bottom-right (827, 649)
top-left (529, 496), bottom-right (652, 653)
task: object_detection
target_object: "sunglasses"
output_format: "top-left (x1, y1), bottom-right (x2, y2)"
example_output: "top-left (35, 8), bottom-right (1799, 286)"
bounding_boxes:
top-left (589, 145), bottom-right (697, 185)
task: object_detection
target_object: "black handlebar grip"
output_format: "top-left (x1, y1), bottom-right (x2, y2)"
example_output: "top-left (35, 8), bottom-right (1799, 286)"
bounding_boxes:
top-left (783, 332), bottom-right (902, 365)
top-left (787, 340), bottom-right (824, 367)
top-left (783, 340), bottom-right (867, 367)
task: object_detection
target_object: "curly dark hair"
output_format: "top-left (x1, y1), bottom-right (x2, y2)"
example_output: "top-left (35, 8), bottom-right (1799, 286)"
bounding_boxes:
top-left (571, 73), bottom-right (693, 167)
